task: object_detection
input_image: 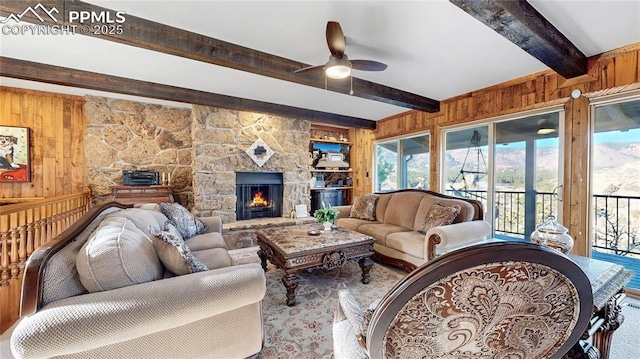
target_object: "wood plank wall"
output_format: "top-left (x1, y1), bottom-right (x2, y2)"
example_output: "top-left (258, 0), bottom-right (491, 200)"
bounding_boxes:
top-left (350, 128), bottom-right (374, 197)
top-left (365, 43), bottom-right (640, 256)
top-left (0, 87), bottom-right (87, 199)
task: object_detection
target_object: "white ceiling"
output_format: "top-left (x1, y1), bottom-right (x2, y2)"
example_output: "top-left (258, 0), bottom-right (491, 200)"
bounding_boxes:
top-left (1, 0), bottom-right (639, 121)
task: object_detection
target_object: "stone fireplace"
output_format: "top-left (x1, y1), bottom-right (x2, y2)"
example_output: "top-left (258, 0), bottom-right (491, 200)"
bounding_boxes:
top-left (236, 172), bottom-right (283, 220)
top-left (191, 105), bottom-right (312, 223)
top-left (83, 98), bottom-right (312, 222)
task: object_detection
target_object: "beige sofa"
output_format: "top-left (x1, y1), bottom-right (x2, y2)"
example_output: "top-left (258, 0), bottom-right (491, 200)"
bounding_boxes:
top-left (335, 189), bottom-right (491, 271)
top-left (6, 202), bottom-right (266, 359)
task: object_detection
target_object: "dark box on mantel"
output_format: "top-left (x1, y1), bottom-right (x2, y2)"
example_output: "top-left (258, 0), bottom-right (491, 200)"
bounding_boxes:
top-left (122, 170), bottom-right (159, 186)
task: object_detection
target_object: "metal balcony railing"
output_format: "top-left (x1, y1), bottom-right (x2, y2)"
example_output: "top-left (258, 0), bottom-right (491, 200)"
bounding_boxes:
top-left (445, 189), bottom-right (557, 239)
top-left (445, 189), bottom-right (640, 290)
top-left (592, 194), bottom-right (640, 256)
top-left (445, 190), bottom-right (640, 257)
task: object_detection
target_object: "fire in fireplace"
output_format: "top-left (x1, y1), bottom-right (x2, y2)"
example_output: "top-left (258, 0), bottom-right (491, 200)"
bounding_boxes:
top-left (249, 191), bottom-right (269, 207)
top-left (236, 172), bottom-right (283, 220)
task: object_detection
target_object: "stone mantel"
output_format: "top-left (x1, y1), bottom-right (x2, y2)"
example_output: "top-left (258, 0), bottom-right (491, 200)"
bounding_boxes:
top-left (222, 216), bottom-right (316, 249)
top-left (191, 106), bottom-right (312, 223)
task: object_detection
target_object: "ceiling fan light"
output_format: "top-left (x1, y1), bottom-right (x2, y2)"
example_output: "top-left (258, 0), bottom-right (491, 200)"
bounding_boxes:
top-left (326, 64), bottom-right (351, 79)
top-left (537, 119), bottom-right (557, 135)
top-left (325, 55), bottom-right (351, 79)
top-left (537, 127), bottom-right (556, 135)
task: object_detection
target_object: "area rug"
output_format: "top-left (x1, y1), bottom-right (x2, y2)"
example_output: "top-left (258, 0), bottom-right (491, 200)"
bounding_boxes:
top-left (230, 247), bottom-right (405, 359)
top-left (230, 247), bottom-right (640, 359)
top-left (610, 298), bottom-right (640, 359)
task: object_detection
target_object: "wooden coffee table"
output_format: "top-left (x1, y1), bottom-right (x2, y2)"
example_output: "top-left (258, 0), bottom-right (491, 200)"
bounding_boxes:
top-left (256, 224), bottom-right (375, 306)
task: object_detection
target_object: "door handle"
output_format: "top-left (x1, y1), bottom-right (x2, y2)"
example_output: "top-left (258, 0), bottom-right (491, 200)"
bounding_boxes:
top-left (552, 185), bottom-right (563, 202)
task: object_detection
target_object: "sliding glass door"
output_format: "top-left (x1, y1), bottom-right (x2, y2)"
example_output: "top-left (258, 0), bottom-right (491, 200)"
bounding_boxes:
top-left (590, 97), bottom-right (640, 257)
top-left (442, 111), bottom-right (563, 239)
top-left (443, 126), bottom-right (489, 210)
top-left (493, 113), bottom-right (561, 238)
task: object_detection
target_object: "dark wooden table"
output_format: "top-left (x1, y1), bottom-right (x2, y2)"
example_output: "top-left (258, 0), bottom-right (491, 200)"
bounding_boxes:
top-left (564, 254), bottom-right (633, 359)
top-left (256, 224), bottom-right (374, 306)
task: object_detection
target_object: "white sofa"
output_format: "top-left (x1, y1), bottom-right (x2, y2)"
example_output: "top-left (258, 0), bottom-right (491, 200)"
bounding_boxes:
top-left (336, 189), bottom-right (491, 271)
top-left (4, 202), bottom-right (266, 359)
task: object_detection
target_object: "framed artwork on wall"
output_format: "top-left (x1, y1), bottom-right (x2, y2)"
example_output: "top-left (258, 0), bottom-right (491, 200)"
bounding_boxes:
top-left (0, 125), bottom-right (31, 182)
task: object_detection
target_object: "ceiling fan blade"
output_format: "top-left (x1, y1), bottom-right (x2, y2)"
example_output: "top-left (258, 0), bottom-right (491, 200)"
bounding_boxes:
top-left (326, 21), bottom-right (346, 58)
top-left (350, 60), bottom-right (388, 71)
top-left (293, 64), bottom-right (325, 73)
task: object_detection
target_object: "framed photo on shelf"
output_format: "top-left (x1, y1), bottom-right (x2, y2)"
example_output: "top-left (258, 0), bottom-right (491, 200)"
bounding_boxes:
top-left (0, 125), bottom-right (30, 182)
top-left (295, 204), bottom-right (309, 218)
top-left (328, 153), bottom-right (344, 162)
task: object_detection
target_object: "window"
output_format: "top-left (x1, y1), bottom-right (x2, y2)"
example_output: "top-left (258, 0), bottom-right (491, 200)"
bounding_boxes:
top-left (374, 133), bottom-right (430, 192)
top-left (443, 126), bottom-right (489, 216)
top-left (590, 96), bottom-right (640, 259)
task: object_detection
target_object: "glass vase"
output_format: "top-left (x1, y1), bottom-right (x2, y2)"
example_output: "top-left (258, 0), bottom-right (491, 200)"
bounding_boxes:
top-left (530, 215), bottom-right (574, 254)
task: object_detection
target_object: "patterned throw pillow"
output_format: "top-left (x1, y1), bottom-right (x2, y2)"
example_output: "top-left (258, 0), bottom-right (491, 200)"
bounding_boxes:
top-left (417, 202), bottom-right (461, 234)
top-left (159, 202), bottom-right (206, 240)
top-left (149, 222), bottom-right (208, 275)
top-left (349, 194), bottom-right (379, 221)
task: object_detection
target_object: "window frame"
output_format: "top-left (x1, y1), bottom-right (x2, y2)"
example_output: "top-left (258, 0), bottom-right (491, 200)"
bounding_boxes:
top-left (587, 89), bottom-right (640, 255)
top-left (372, 130), bottom-right (431, 192)
top-left (439, 105), bottom-right (566, 236)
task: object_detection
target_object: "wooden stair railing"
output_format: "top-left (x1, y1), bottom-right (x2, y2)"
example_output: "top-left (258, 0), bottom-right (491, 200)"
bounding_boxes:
top-left (0, 190), bottom-right (92, 333)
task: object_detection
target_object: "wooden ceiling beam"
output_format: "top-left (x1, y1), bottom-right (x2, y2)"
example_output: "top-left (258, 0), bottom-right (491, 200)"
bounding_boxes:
top-left (450, 0), bottom-right (587, 79)
top-left (0, 1), bottom-right (439, 112)
top-left (0, 57), bottom-right (376, 129)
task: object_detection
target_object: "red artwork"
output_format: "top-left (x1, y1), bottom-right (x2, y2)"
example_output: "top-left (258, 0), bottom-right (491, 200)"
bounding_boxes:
top-left (0, 165), bottom-right (29, 182)
top-left (0, 126), bottom-right (31, 183)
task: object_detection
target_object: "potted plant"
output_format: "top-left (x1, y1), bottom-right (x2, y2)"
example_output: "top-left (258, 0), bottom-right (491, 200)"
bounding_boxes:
top-left (313, 204), bottom-right (339, 231)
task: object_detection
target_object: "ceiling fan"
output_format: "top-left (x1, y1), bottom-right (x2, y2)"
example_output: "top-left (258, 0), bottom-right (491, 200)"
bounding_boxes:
top-left (294, 21), bottom-right (388, 80)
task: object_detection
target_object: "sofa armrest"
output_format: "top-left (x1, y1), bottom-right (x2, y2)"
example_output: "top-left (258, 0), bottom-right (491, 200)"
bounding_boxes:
top-left (334, 205), bottom-right (352, 219)
top-left (425, 220), bottom-right (492, 260)
top-left (199, 216), bottom-right (222, 233)
top-left (11, 263), bottom-right (266, 359)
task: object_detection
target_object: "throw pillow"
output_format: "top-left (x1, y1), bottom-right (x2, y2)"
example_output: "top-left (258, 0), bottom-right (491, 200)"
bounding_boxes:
top-left (349, 194), bottom-right (379, 221)
top-left (159, 202), bottom-right (206, 240)
top-left (76, 217), bottom-right (163, 292)
top-left (149, 222), bottom-right (209, 275)
top-left (417, 202), bottom-right (461, 234)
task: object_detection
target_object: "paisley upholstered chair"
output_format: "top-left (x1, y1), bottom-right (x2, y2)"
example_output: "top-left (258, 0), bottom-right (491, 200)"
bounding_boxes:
top-left (333, 240), bottom-right (593, 359)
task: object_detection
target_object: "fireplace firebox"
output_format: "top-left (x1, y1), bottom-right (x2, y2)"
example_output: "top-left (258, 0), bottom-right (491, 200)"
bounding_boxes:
top-left (236, 172), bottom-right (283, 220)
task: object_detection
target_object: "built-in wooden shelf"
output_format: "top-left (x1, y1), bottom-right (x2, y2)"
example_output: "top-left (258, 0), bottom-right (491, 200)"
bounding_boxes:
top-left (310, 169), bottom-right (353, 173)
top-left (310, 125), bottom-right (353, 211)
top-left (310, 138), bottom-right (352, 145)
top-left (310, 186), bottom-right (353, 191)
